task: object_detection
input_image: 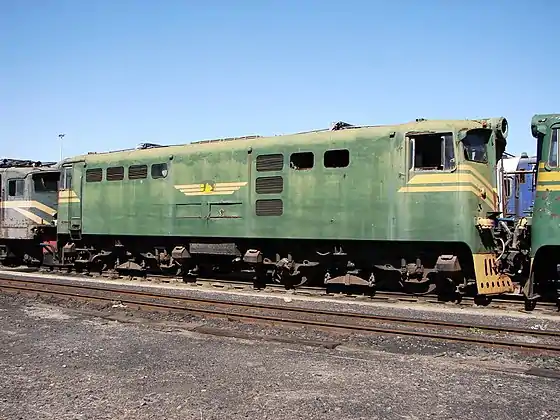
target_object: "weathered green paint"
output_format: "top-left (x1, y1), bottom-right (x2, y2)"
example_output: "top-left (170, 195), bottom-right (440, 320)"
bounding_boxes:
top-left (530, 113), bottom-right (560, 256)
top-left (57, 118), bottom-right (506, 255)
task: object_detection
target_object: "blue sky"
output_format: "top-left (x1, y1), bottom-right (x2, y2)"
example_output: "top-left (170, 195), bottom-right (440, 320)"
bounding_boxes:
top-left (1, 0), bottom-right (557, 161)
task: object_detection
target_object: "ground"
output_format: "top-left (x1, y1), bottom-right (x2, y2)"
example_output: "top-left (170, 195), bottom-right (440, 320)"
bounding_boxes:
top-left (1, 292), bottom-right (560, 420)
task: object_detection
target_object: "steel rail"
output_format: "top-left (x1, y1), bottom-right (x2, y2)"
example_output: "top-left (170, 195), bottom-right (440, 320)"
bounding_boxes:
top-left (3, 267), bottom-right (559, 309)
top-left (1, 276), bottom-right (560, 353)
top-left (1, 275), bottom-right (559, 338)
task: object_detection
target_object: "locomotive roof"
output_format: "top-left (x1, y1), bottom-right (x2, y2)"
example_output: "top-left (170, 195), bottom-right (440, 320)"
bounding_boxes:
top-left (62, 117), bottom-right (505, 165)
top-left (0, 161), bottom-right (59, 175)
top-left (531, 114), bottom-right (560, 126)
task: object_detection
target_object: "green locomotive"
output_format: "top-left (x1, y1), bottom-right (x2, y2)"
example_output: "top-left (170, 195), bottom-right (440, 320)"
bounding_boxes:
top-left (52, 117), bottom-right (512, 297)
top-left (524, 114), bottom-right (560, 306)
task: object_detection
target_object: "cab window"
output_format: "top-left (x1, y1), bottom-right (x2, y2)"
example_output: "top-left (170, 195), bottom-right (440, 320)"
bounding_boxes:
top-left (462, 129), bottom-right (490, 163)
top-left (8, 179), bottom-right (24, 197)
top-left (62, 167), bottom-right (73, 189)
top-left (409, 133), bottom-right (455, 171)
top-left (33, 172), bottom-right (60, 192)
top-left (549, 128), bottom-right (559, 167)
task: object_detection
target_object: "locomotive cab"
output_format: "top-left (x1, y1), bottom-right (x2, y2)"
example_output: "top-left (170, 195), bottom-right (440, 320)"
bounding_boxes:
top-left (0, 161), bottom-right (59, 266)
top-left (525, 114), bottom-right (560, 307)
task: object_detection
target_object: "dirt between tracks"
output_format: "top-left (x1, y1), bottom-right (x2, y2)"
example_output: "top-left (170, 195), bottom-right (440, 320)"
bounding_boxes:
top-left (1, 293), bottom-right (560, 420)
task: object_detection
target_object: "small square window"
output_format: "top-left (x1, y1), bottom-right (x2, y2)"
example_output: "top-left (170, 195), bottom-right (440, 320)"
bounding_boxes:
top-left (324, 149), bottom-right (349, 168)
top-left (151, 163), bottom-right (168, 179)
top-left (290, 152), bottom-right (314, 170)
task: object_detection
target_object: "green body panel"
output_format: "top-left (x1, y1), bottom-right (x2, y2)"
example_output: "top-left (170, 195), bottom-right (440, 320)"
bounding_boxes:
top-left (530, 114), bottom-right (560, 257)
top-left (57, 118), bottom-right (505, 254)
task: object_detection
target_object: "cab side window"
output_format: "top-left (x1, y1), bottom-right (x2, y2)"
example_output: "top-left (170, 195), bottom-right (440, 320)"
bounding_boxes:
top-left (62, 167), bottom-right (73, 189)
top-left (461, 129), bottom-right (490, 164)
top-left (549, 128), bottom-right (559, 167)
top-left (409, 133), bottom-right (455, 171)
top-left (8, 179), bottom-right (24, 197)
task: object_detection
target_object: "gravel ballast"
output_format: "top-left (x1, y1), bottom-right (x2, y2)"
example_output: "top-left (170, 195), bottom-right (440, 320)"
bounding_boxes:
top-left (1, 293), bottom-right (560, 420)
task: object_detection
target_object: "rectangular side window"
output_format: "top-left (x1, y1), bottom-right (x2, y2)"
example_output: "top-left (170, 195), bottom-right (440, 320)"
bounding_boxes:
top-left (504, 177), bottom-right (512, 197)
top-left (256, 176), bottom-right (284, 194)
top-left (549, 128), bottom-right (559, 167)
top-left (8, 179), bottom-right (24, 197)
top-left (151, 163), bottom-right (168, 179)
top-left (63, 167), bottom-right (73, 189)
top-left (128, 165), bottom-right (148, 179)
top-left (255, 199), bottom-right (283, 216)
top-left (409, 133), bottom-right (454, 171)
top-left (106, 166), bottom-right (124, 181)
top-left (85, 168), bottom-right (103, 182)
top-left (324, 149), bottom-right (350, 168)
top-left (290, 152), bottom-right (314, 170)
top-left (256, 154), bottom-right (283, 172)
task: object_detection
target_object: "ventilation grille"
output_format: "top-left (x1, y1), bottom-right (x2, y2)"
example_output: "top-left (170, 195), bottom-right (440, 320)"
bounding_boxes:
top-left (256, 154), bottom-right (283, 172)
top-left (85, 168), bottom-right (102, 182)
top-left (106, 166), bottom-right (124, 181)
top-left (255, 199), bottom-right (283, 216)
top-left (256, 176), bottom-right (283, 194)
top-left (129, 165), bottom-right (148, 179)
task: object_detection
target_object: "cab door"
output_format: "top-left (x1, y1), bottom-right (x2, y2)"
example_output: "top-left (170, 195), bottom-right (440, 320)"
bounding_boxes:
top-left (59, 162), bottom-right (84, 239)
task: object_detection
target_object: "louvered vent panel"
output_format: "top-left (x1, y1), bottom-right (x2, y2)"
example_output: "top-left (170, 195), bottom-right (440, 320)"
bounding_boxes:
top-left (106, 166), bottom-right (124, 181)
top-left (255, 199), bottom-right (283, 216)
top-left (255, 176), bottom-right (283, 194)
top-left (128, 165), bottom-right (148, 179)
top-left (256, 154), bottom-right (283, 172)
top-left (85, 168), bottom-right (102, 182)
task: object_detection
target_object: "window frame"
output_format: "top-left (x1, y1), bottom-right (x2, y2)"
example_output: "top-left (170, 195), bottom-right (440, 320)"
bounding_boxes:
top-left (32, 171), bottom-right (60, 193)
top-left (548, 127), bottom-right (559, 167)
top-left (460, 128), bottom-right (491, 164)
top-left (323, 149), bottom-right (350, 169)
top-left (407, 132), bottom-right (456, 173)
top-left (151, 163), bottom-right (168, 179)
top-left (62, 167), bottom-right (73, 190)
top-left (8, 178), bottom-right (25, 197)
top-left (289, 151), bottom-right (314, 171)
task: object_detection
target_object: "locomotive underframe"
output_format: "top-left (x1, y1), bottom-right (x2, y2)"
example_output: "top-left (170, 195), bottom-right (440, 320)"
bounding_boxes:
top-left (525, 246), bottom-right (560, 306)
top-left (43, 234), bottom-right (502, 297)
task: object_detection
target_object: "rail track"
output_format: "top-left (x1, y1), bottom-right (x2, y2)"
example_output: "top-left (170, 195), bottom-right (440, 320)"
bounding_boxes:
top-left (1, 274), bottom-right (560, 354)
top-left (2, 266), bottom-right (559, 313)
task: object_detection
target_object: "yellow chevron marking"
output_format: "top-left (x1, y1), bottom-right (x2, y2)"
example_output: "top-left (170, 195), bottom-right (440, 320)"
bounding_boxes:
top-left (401, 165), bottom-right (496, 209)
top-left (405, 166), bottom-right (493, 192)
top-left (458, 164), bottom-right (494, 193)
top-left (175, 182), bottom-right (248, 196)
top-left (1, 200), bottom-right (57, 216)
top-left (11, 208), bottom-right (46, 224)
